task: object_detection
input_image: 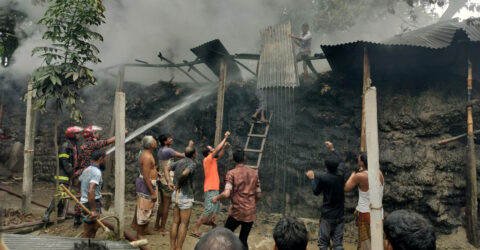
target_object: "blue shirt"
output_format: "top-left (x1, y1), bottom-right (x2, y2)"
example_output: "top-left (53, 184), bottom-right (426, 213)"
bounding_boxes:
top-left (79, 164), bottom-right (103, 203)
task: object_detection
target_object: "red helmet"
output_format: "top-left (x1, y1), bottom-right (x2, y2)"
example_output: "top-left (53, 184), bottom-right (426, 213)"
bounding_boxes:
top-left (65, 126), bottom-right (83, 139)
top-left (83, 125), bottom-right (103, 139)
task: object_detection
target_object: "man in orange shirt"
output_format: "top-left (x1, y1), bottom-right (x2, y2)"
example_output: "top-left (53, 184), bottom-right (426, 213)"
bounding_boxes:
top-left (190, 131), bottom-right (230, 237)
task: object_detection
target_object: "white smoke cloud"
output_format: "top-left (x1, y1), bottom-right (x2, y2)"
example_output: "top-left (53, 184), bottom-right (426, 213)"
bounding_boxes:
top-left (1, 0), bottom-right (443, 84)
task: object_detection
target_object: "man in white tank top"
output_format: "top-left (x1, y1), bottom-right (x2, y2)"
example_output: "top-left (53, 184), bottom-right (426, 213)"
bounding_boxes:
top-left (344, 152), bottom-right (384, 250)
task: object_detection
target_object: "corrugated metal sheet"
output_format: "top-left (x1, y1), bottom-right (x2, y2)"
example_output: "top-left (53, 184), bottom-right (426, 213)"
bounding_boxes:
top-left (320, 19), bottom-right (480, 82)
top-left (190, 39), bottom-right (242, 82)
top-left (3, 233), bottom-right (136, 250)
top-left (321, 18), bottom-right (480, 50)
top-left (257, 22), bottom-right (299, 89)
top-left (382, 18), bottom-right (480, 48)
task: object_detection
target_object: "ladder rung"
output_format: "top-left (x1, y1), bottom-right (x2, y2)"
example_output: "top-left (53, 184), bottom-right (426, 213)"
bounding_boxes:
top-left (248, 133), bottom-right (267, 138)
top-left (244, 149), bottom-right (262, 153)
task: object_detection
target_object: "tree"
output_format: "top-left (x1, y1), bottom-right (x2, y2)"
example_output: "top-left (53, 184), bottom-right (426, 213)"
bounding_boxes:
top-left (310, 0), bottom-right (479, 33)
top-left (0, 6), bottom-right (23, 67)
top-left (28, 0), bottom-right (105, 222)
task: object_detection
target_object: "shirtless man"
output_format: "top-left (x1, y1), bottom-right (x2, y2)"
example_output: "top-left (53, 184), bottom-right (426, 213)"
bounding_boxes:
top-left (135, 136), bottom-right (159, 239)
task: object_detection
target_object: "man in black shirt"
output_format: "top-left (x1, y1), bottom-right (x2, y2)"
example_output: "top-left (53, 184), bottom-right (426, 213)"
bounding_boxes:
top-left (306, 153), bottom-right (344, 250)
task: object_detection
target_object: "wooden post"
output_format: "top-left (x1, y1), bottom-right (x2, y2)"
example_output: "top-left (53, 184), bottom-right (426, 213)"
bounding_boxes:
top-left (361, 46), bottom-right (371, 152)
top-left (114, 91), bottom-right (126, 237)
top-left (53, 108), bottom-right (60, 225)
top-left (365, 87), bottom-right (383, 250)
top-left (22, 81), bottom-right (35, 214)
top-left (214, 60), bottom-right (227, 146)
top-left (465, 59), bottom-right (479, 247)
top-left (104, 65), bottom-right (125, 206)
top-left (0, 92), bottom-right (4, 127)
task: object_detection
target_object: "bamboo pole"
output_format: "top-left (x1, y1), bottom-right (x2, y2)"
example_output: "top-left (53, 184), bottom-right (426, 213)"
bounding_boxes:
top-left (214, 60), bottom-right (227, 146)
top-left (0, 92), bottom-right (4, 128)
top-left (22, 81), bottom-right (35, 214)
top-left (361, 47), bottom-right (371, 152)
top-left (365, 87), bottom-right (383, 250)
top-left (114, 91), bottom-right (126, 237)
top-left (465, 59), bottom-right (479, 247)
top-left (53, 107), bottom-right (59, 225)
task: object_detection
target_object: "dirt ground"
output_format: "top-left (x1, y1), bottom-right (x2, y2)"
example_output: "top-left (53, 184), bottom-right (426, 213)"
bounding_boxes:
top-left (0, 180), bottom-right (477, 249)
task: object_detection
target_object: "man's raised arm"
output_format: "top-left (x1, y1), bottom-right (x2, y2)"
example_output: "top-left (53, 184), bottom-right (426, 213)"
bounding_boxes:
top-left (212, 131), bottom-right (230, 159)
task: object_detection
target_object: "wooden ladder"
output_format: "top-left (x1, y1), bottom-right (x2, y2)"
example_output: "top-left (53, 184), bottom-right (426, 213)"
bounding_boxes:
top-left (244, 113), bottom-right (273, 169)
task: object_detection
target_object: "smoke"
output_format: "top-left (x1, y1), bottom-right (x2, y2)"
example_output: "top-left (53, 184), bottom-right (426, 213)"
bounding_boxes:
top-left (1, 0), bottom-right (443, 85)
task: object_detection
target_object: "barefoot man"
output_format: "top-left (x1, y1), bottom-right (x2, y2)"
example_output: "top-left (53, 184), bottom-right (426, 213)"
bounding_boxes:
top-left (191, 131), bottom-right (230, 237)
top-left (135, 136), bottom-right (159, 239)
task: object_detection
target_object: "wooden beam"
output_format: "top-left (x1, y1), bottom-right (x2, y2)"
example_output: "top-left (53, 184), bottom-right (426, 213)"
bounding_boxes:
top-left (465, 59), bottom-right (479, 247)
top-left (22, 81), bottom-right (35, 214)
top-left (365, 86), bottom-right (384, 250)
top-left (437, 129), bottom-right (480, 145)
top-left (183, 60), bottom-right (212, 82)
top-left (158, 53), bottom-right (201, 84)
top-left (114, 91), bottom-right (126, 237)
top-left (361, 46), bottom-right (371, 152)
top-left (214, 60), bottom-right (227, 146)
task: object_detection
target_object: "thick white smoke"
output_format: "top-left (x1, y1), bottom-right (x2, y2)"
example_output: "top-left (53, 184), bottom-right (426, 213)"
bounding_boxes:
top-left (3, 0), bottom-right (466, 84)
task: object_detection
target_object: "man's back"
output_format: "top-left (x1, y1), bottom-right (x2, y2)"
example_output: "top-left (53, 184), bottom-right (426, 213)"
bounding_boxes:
top-left (226, 166), bottom-right (260, 222)
top-left (171, 157), bottom-right (196, 197)
top-left (203, 154), bottom-right (219, 192)
top-left (314, 172), bottom-right (344, 219)
top-left (79, 165), bottom-right (102, 203)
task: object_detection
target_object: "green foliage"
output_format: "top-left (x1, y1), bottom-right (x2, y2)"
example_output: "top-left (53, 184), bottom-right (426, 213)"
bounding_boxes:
top-left (311, 0), bottom-right (477, 33)
top-left (30, 0), bottom-right (105, 122)
top-left (0, 8), bottom-right (23, 67)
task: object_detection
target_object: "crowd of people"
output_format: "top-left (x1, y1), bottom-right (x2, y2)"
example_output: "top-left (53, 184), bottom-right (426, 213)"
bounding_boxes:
top-left (51, 125), bottom-right (436, 250)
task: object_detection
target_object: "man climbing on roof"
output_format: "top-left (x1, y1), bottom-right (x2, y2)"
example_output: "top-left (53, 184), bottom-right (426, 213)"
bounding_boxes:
top-left (251, 89), bottom-right (268, 123)
top-left (191, 131), bottom-right (230, 238)
top-left (290, 23), bottom-right (313, 80)
top-left (42, 126), bottom-right (83, 223)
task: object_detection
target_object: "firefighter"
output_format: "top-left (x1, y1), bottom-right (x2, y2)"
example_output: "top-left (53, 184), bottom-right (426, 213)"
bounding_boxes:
top-left (77, 125), bottom-right (116, 172)
top-left (73, 125), bottom-right (126, 226)
top-left (42, 126), bottom-right (83, 222)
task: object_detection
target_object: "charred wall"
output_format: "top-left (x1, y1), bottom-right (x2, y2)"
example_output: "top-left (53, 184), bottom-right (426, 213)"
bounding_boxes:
top-left (1, 72), bottom-right (479, 233)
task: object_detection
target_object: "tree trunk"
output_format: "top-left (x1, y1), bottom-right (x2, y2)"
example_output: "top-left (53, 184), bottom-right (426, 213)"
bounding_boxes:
top-left (53, 107), bottom-right (60, 225)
